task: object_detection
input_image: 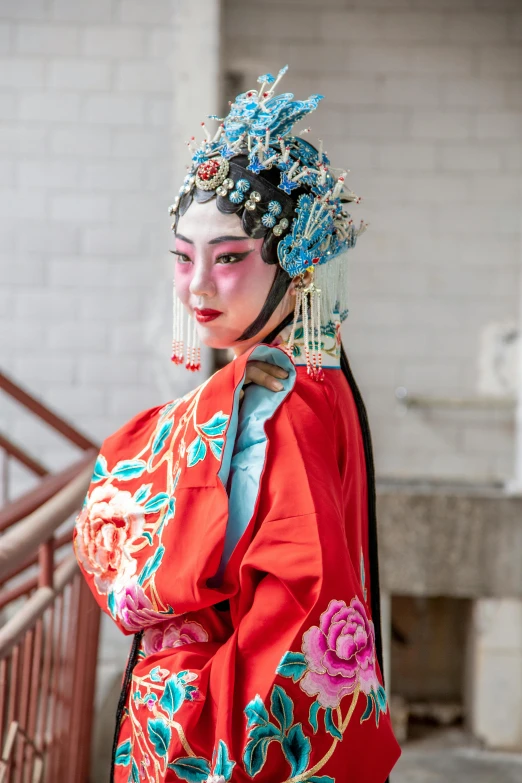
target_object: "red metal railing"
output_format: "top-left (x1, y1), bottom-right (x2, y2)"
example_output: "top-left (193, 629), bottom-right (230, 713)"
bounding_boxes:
top-left (0, 460), bottom-right (98, 782)
top-left (0, 369), bottom-right (101, 781)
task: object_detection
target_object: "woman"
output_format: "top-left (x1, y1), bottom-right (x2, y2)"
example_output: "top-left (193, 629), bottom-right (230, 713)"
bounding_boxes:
top-left (74, 67), bottom-right (401, 783)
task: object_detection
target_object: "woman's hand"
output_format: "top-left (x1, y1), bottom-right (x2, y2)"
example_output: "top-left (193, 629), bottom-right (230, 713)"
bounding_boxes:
top-left (242, 360), bottom-right (289, 396)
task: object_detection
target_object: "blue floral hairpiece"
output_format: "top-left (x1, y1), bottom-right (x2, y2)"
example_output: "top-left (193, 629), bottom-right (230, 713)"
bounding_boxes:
top-left (169, 65), bottom-right (366, 277)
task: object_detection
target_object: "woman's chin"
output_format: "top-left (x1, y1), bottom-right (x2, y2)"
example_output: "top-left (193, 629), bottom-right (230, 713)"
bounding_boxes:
top-left (195, 324), bottom-right (237, 351)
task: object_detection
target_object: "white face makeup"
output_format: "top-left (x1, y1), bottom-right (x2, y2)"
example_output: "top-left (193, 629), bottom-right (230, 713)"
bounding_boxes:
top-left (172, 199), bottom-right (295, 356)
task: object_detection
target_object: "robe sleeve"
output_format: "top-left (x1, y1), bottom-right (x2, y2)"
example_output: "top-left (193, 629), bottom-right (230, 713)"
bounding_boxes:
top-left (198, 367), bottom-right (401, 783)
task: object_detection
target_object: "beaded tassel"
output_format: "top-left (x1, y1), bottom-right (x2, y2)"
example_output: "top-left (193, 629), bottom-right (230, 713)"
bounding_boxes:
top-left (286, 271), bottom-right (324, 382)
top-left (185, 310), bottom-right (201, 372)
top-left (171, 283), bottom-right (184, 365)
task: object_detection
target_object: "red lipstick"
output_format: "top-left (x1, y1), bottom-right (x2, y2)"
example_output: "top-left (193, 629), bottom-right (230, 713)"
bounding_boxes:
top-left (194, 307), bottom-right (222, 323)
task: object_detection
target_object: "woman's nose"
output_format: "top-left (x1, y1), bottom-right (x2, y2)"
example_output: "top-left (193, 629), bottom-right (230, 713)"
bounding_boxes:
top-left (189, 259), bottom-right (216, 299)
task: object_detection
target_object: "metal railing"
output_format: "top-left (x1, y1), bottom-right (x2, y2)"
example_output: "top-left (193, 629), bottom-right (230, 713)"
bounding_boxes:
top-left (0, 369), bottom-right (101, 781)
top-left (0, 458), bottom-right (99, 783)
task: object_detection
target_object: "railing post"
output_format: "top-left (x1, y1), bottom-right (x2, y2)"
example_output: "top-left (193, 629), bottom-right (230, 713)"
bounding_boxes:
top-left (38, 541), bottom-right (54, 590)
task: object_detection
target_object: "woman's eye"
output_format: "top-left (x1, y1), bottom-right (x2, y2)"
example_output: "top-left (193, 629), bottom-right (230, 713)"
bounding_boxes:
top-left (172, 252), bottom-right (192, 264)
top-left (216, 254), bottom-right (240, 265)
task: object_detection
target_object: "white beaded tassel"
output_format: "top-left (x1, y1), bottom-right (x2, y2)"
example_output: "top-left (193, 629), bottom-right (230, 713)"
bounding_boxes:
top-left (286, 282), bottom-right (304, 359)
top-left (185, 310), bottom-right (201, 372)
top-left (171, 281), bottom-right (185, 365)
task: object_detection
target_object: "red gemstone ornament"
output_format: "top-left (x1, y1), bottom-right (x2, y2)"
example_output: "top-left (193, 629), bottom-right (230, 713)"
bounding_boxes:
top-left (194, 156), bottom-right (230, 192)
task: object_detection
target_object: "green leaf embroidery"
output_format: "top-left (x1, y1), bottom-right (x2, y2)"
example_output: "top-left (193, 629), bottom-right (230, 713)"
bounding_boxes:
top-left (213, 739), bottom-right (236, 781)
top-left (114, 738), bottom-right (131, 766)
top-left (324, 708), bottom-right (342, 740)
top-left (152, 420), bottom-right (173, 454)
top-left (307, 777), bottom-right (335, 783)
top-left (159, 675), bottom-right (185, 719)
top-left (107, 589), bottom-right (117, 620)
top-left (360, 692), bottom-right (374, 723)
top-left (112, 459), bottom-right (147, 480)
top-left (282, 723), bottom-right (311, 777)
top-left (243, 724), bottom-right (281, 777)
top-left (147, 717), bottom-right (171, 758)
top-left (139, 531), bottom-right (153, 546)
top-left (167, 757), bottom-right (210, 782)
top-left (133, 483), bottom-right (152, 504)
top-left (270, 685), bottom-right (294, 733)
top-left (276, 651), bottom-right (307, 682)
top-left (209, 437), bottom-right (224, 460)
top-left (244, 694), bottom-right (270, 728)
top-left (138, 545), bottom-right (165, 585)
top-left (144, 492), bottom-right (169, 514)
top-left (129, 758), bottom-right (139, 783)
top-left (199, 411), bottom-right (229, 437)
top-left (187, 436), bottom-right (207, 467)
top-left (92, 454), bottom-right (109, 482)
top-left (309, 701), bottom-right (320, 733)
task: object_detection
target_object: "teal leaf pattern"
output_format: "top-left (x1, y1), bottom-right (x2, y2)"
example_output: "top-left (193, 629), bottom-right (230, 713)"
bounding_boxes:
top-left (199, 411), bottom-right (229, 437)
top-left (187, 436), bottom-right (207, 467)
top-left (92, 454), bottom-right (109, 482)
top-left (243, 723), bottom-right (281, 777)
top-left (107, 589), bottom-right (117, 619)
top-left (159, 675), bottom-right (185, 719)
top-left (270, 684), bottom-right (294, 733)
top-left (209, 437), bottom-right (224, 460)
top-left (133, 483), bottom-right (152, 504)
top-left (282, 723), bottom-right (311, 777)
top-left (138, 545), bottom-right (165, 585)
top-left (308, 777), bottom-right (335, 783)
top-left (129, 758), bottom-right (139, 782)
top-left (112, 459), bottom-right (147, 480)
top-left (114, 738), bottom-right (131, 766)
top-left (213, 739), bottom-right (236, 781)
top-left (308, 701), bottom-right (320, 733)
top-left (152, 420), bottom-right (173, 454)
top-left (324, 708), bottom-right (342, 740)
top-left (276, 651), bottom-right (307, 682)
top-left (361, 693), bottom-right (374, 723)
top-left (144, 492), bottom-right (169, 514)
top-left (167, 757), bottom-right (210, 782)
top-left (244, 694), bottom-right (270, 728)
top-left (147, 717), bottom-right (171, 758)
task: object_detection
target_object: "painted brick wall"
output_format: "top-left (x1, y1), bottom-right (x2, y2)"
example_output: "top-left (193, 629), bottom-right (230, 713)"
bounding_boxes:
top-left (0, 0), bottom-right (182, 498)
top-left (223, 0), bottom-right (522, 483)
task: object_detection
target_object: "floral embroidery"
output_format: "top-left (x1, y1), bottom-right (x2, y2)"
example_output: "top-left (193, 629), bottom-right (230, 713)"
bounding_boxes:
top-left (300, 597), bottom-right (379, 707)
top-left (113, 579), bottom-right (173, 632)
top-left (143, 618), bottom-right (209, 657)
top-left (74, 484), bottom-right (144, 594)
top-left (239, 596), bottom-right (388, 780)
top-left (75, 376), bottom-right (231, 618)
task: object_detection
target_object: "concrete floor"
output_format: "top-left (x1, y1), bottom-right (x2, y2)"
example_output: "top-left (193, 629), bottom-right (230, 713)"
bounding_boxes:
top-left (391, 729), bottom-right (522, 783)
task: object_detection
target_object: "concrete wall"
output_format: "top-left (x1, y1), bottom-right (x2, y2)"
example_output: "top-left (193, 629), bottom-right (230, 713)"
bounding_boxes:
top-left (223, 0), bottom-right (522, 484)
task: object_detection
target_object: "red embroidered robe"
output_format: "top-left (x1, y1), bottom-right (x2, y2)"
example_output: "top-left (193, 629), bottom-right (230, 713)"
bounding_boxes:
top-left (74, 343), bottom-right (401, 783)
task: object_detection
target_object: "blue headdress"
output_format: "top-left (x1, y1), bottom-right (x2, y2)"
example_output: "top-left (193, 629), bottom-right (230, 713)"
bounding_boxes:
top-left (169, 66), bottom-right (366, 379)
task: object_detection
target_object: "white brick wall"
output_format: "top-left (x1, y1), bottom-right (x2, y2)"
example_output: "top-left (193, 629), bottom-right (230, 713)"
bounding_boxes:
top-left (0, 1), bottom-right (186, 485)
top-left (224, 0), bottom-right (522, 483)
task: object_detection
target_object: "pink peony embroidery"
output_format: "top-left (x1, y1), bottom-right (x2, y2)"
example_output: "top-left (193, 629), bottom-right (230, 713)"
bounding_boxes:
top-left (114, 579), bottom-right (169, 632)
top-left (74, 484), bottom-right (144, 594)
top-left (300, 597), bottom-right (379, 709)
top-left (143, 617), bottom-right (209, 657)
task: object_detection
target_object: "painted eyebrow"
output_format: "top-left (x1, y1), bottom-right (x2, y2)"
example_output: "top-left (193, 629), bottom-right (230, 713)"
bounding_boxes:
top-left (174, 233), bottom-right (249, 246)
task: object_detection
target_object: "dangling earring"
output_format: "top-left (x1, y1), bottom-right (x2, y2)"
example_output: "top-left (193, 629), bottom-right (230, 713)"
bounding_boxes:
top-left (171, 284), bottom-right (201, 372)
top-left (185, 308), bottom-right (201, 372)
top-left (171, 282), bottom-right (184, 365)
top-left (286, 268), bottom-right (324, 382)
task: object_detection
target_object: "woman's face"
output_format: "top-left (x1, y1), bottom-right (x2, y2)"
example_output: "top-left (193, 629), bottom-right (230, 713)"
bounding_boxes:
top-left (173, 199), bottom-right (295, 355)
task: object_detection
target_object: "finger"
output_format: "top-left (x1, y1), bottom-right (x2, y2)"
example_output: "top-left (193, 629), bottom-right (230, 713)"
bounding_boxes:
top-left (245, 365), bottom-right (284, 392)
top-left (247, 360), bottom-right (288, 379)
